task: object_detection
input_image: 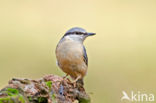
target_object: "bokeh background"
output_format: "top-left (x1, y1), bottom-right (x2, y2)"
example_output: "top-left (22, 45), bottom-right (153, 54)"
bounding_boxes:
top-left (0, 0), bottom-right (156, 103)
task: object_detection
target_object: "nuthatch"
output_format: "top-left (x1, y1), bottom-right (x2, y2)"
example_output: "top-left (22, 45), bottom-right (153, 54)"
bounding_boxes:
top-left (56, 27), bottom-right (95, 85)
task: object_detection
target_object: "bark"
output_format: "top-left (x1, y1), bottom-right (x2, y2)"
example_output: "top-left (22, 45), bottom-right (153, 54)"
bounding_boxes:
top-left (0, 74), bottom-right (90, 103)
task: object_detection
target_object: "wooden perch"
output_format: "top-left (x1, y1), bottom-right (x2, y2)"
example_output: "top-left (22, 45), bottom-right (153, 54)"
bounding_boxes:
top-left (0, 74), bottom-right (90, 103)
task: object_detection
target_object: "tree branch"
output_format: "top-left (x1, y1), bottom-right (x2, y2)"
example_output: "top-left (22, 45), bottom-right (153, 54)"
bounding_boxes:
top-left (0, 74), bottom-right (90, 103)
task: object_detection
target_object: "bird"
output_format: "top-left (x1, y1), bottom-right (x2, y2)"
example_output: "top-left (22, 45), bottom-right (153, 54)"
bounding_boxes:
top-left (55, 27), bottom-right (95, 85)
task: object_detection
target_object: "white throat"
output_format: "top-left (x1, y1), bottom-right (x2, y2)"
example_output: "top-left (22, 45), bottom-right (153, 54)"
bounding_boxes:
top-left (64, 35), bottom-right (86, 42)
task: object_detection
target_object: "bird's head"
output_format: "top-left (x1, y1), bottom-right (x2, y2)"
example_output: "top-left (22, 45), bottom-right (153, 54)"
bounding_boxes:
top-left (63, 27), bottom-right (96, 42)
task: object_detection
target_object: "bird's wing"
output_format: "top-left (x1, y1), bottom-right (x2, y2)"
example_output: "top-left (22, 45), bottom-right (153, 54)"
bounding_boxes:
top-left (83, 46), bottom-right (88, 66)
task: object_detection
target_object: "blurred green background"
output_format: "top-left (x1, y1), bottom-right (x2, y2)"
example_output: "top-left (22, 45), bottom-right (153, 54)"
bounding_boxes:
top-left (0, 0), bottom-right (156, 103)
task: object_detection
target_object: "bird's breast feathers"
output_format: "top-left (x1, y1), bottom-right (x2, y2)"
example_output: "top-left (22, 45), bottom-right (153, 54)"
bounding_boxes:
top-left (56, 37), bottom-right (88, 78)
top-left (56, 40), bottom-right (84, 62)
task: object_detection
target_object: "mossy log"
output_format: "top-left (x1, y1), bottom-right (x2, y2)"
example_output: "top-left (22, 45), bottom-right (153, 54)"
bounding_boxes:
top-left (0, 75), bottom-right (90, 103)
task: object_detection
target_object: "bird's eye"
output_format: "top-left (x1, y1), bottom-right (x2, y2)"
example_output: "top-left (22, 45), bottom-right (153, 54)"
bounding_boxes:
top-left (75, 32), bottom-right (82, 35)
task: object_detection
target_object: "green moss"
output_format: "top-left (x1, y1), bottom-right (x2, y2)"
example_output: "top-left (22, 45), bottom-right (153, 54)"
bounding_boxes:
top-left (0, 95), bottom-right (25, 103)
top-left (6, 88), bottom-right (19, 96)
top-left (28, 96), bottom-right (33, 101)
top-left (45, 81), bottom-right (52, 89)
top-left (51, 93), bottom-right (56, 99)
top-left (28, 96), bottom-right (48, 103)
top-left (18, 95), bottom-right (25, 103)
top-left (45, 81), bottom-right (57, 102)
top-left (38, 97), bottom-right (48, 103)
top-left (79, 98), bottom-right (91, 103)
top-left (51, 93), bottom-right (57, 103)
top-left (0, 88), bottom-right (25, 103)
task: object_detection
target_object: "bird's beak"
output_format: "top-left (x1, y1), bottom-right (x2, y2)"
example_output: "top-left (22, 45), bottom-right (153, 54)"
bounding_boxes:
top-left (87, 32), bottom-right (96, 36)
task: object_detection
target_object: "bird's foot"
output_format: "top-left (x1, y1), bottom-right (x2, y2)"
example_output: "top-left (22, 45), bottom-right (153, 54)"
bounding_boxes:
top-left (71, 81), bottom-right (77, 88)
top-left (71, 76), bottom-right (81, 88)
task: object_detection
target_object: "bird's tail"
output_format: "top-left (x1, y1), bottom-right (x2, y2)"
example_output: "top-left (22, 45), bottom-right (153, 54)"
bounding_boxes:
top-left (76, 78), bottom-right (84, 86)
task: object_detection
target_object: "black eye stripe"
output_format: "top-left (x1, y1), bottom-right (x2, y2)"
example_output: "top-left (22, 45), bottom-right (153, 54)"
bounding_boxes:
top-left (65, 32), bottom-right (87, 36)
top-left (75, 32), bottom-right (83, 35)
